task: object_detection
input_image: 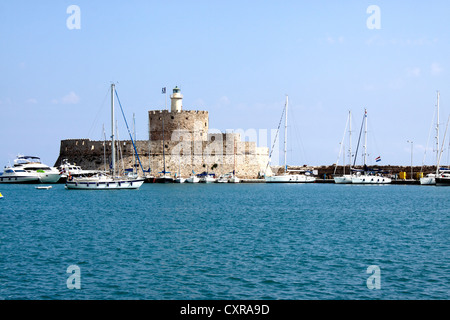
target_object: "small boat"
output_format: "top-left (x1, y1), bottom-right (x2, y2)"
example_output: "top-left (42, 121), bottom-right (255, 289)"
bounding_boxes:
top-left (200, 176), bottom-right (216, 183)
top-left (420, 173), bottom-right (436, 185)
top-left (0, 192), bottom-right (3, 198)
top-left (228, 175), bottom-right (240, 183)
top-left (174, 175), bottom-right (186, 183)
top-left (199, 172), bottom-right (216, 183)
top-left (215, 176), bottom-right (228, 183)
top-left (36, 186), bottom-right (52, 190)
top-left (155, 173), bottom-right (174, 183)
top-left (185, 175), bottom-right (200, 183)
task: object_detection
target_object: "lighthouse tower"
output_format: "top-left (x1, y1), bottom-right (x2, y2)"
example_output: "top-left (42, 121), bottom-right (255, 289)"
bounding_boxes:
top-left (170, 86), bottom-right (183, 112)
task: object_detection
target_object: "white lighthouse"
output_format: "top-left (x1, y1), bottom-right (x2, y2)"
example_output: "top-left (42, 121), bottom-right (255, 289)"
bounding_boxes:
top-left (170, 86), bottom-right (183, 112)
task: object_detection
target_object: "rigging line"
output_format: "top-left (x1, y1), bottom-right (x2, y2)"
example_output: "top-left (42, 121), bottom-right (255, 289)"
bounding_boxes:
top-left (87, 87), bottom-right (110, 139)
top-left (352, 111), bottom-right (366, 168)
top-left (437, 115), bottom-right (450, 168)
top-left (114, 89), bottom-right (146, 175)
top-left (116, 120), bottom-right (125, 176)
top-left (367, 116), bottom-right (381, 163)
top-left (289, 103), bottom-right (308, 165)
top-left (421, 106), bottom-right (436, 172)
top-left (334, 112), bottom-right (350, 175)
top-left (265, 101), bottom-right (286, 174)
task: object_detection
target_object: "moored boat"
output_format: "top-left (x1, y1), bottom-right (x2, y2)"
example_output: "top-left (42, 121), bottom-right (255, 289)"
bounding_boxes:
top-left (265, 95), bottom-right (316, 183)
top-left (0, 155), bottom-right (61, 184)
top-left (65, 84), bottom-right (145, 190)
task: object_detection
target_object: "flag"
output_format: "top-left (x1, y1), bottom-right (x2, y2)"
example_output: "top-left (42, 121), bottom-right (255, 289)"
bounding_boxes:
top-left (375, 156), bottom-right (381, 162)
top-left (162, 87), bottom-right (166, 94)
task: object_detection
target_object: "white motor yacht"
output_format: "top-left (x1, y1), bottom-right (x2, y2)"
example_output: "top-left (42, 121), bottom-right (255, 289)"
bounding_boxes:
top-left (0, 155), bottom-right (61, 184)
top-left (58, 159), bottom-right (101, 180)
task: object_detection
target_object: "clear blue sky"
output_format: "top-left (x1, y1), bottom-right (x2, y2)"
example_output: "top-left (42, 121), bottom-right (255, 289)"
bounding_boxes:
top-left (1, 0), bottom-right (449, 168)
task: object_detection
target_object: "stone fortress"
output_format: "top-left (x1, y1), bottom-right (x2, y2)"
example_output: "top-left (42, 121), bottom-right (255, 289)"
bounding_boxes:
top-left (55, 87), bottom-right (271, 179)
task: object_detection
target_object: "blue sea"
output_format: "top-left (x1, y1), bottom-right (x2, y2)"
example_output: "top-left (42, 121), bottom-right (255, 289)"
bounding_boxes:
top-left (0, 183), bottom-right (448, 300)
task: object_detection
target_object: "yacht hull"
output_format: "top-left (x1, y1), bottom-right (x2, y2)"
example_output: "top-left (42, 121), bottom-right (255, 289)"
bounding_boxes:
top-left (334, 175), bottom-right (353, 184)
top-left (65, 179), bottom-right (144, 190)
top-left (155, 177), bottom-right (174, 183)
top-left (0, 175), bottom-right (40, 184)
top-left (185, 176), bottom-right (200, 183)
top-left (351, 175), bottom-right (391, 184)
top-left (420, 177), bottom-right (435, 185)
top-left (265, 175), bottom-right (316, 183)
top-left (436, 177), bottom-right (450, 186)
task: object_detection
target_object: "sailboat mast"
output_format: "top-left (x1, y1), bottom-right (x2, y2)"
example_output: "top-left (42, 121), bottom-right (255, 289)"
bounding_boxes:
top-left (436, 91), bottom-right (440, 175)
top-left (148, 116), bottom-right (151, 173)
top-left (363, 109), bottom-right (368, 166)
top-left (103, 124), bottom-right (107, 172)
top-left (133, 113), bottom-right (136, 174)
top-left (111, 83), bottom-right (116, 177)
top-left (234, 136), bottom-right (237, 175)
top-left (349, 110), bottom-right (352, 170)
top-left (162, 117), bottom-right (166, 174)
top-left (284, 95), bottom-right (288, 173)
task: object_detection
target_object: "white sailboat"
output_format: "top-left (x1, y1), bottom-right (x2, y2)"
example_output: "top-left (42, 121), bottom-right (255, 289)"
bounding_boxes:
top-left (420, 91), bottom-right (441, 185)
top-left (185, 174), bottom-right (200, 183)
top-left (155, 118), bottom-right (174, 183)
top-left (351, 109), bottom-right (391, 184)
top-left (174, 123), bottom-right (185, 183)
top-left (436, 113), bottom-right (450, 186)
top-left (265, 95), bottom-right (315, 183)
top-left (65, 84), bottom-right (145, 190)
top-left (228, 137), bottom-right (240, 183)
top-left (334, 110), bottom-right (353, 184)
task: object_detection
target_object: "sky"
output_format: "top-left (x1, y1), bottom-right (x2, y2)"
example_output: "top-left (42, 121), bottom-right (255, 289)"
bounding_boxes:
top-left (1, 0), bottom-right (449, 168)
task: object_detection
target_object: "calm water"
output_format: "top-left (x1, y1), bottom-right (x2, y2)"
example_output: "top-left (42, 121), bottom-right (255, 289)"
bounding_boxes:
top-left (0, 183), bottom-right (448, 300)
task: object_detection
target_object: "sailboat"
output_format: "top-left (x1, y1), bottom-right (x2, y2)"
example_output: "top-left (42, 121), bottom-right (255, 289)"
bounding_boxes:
top-left (228, 137), bottom-right (240, 183)
top-left (420, 91), bottom-right (441, 185)
top-left (174, 160), bottom-right (186, 183)
top-left (265, 95), bottom-right (315, 183)
top-left (185, 173), bottom-right (200, 183)
top-left (174, 123), bottom-right (186, 183)
top-left (155, 118), bottom-right (174, 183)
top-left (186, 132), bottom-right (200, 183)
top-left (65, 84), bottom-right (145, 190)
top-left (351, 109), bottom-right (391, 184)
top-left (436, 113), bottom-right (450, 186)
top-left (334, 110), bottom-right (353, 184)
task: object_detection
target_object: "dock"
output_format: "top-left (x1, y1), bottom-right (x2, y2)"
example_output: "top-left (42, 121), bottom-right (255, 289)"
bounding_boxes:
top-left (240, 179), bottom-right (266, 183)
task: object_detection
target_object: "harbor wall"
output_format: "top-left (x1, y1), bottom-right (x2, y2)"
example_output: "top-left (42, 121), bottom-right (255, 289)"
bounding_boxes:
top-left (55, 134), bottom-right (271, 179)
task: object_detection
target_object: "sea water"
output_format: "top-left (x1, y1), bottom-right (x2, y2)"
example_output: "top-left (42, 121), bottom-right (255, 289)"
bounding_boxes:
top-left (0, 183), bottom-right (448, 300)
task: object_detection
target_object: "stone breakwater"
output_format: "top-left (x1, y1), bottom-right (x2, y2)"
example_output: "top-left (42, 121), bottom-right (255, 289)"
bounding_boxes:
top-left (290, 165), bottom-right (439, 180)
